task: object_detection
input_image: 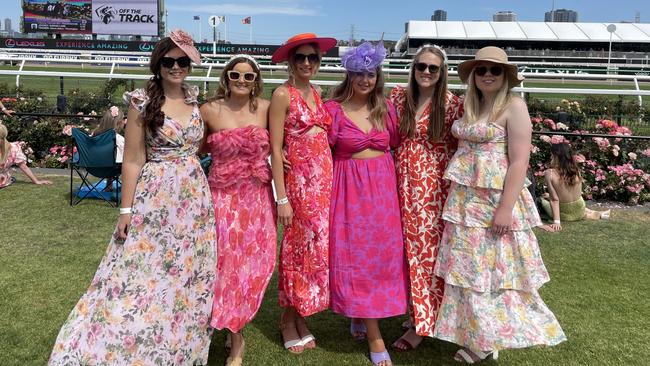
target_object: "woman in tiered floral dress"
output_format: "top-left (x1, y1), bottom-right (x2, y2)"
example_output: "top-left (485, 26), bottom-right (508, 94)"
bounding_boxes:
top-left (433, 46), bottom-right (566, 363)
top-left (269, 33), bottom-right (337, 354)
top-left (389, 45), bottom-right (463, 351)
top-left (48, 30), bottom-right (217, 366)
top-left (201, 54), bottom-right (276, 366)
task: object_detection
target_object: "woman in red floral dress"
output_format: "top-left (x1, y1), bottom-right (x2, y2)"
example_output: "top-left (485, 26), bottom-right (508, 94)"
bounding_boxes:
top-left (389, 45), bottom-right (464, 350)
top-left (269, 33), bottom-right (336, 354)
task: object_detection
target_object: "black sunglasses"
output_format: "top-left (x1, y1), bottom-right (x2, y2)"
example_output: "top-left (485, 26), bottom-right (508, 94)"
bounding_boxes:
top-left (414, 62), bottom-right (441, 74)
top-left (293, 53), bottom-right (320, 64)
top-left (474, 65), bottom-right (503, 77)
top-left (227, 70), bottom-right (257, 82)
top-left (160, 56), bottom-right (191, 69)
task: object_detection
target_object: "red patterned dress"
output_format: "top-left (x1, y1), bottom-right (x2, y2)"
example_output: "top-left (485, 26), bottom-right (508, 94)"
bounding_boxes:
top-left (390, 86), bottom-right (463, 337)
top-left (278, 82), bottom-right (333, 317)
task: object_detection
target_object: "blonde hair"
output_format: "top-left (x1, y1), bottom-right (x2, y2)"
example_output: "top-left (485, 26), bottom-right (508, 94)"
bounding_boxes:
top-left (399, 45), bottom-right (448, 142)
top-left (209, 56), bottom-right (263, 112)
top-left (463, 67), bottom-right (512, 123)
top-left (0, 124), bottom-right (10, 165)
top-left (92, 107), bottom-right (124, 136)
top-left (329, 68), bottom-right (388, 131)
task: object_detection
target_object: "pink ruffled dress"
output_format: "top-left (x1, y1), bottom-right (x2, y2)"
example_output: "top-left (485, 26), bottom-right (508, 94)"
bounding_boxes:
top-left (433, 120), bottom-right (566, 351)
top-left (206, 125), bottom-right (277, 332)
top-left (0, 142), bottom-right (27, 188)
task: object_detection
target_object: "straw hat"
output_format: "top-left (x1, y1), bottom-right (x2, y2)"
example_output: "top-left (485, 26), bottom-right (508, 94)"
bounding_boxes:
top-left (271, 33), bottom-right (337, 63)
top-left (457, 46), bottom-right (524, 87)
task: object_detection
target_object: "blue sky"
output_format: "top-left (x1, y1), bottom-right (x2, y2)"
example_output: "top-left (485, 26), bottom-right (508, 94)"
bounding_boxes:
top-left (2, 0), bottom-right (647, 44)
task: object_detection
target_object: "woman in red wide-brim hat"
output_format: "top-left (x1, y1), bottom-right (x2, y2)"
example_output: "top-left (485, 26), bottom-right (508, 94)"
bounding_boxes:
top-left (269, 32), bottom-right (336, 355)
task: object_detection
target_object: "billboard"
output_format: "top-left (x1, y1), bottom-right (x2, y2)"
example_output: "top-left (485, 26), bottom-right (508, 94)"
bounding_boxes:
top-left (92, 0), bottom-right (158, 36)
top-left (22, 0), bottom-right (159, 36)
top-left (23, 1), bottom-right (93, 34)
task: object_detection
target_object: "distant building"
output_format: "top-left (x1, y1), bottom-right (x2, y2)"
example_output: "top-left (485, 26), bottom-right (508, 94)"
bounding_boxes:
top-left (493, 11), bottom-right (517, 22)
top-left (545, 9), bottom-right (578, 22)
top-left (431, 10), bottom-right (447, 21)
top-left (4, 18), bottom-right (11, 32)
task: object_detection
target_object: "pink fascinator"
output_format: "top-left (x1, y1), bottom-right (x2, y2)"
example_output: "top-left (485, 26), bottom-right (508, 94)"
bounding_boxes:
top-left (169, 29), bottom-right (202, 65)
top-left (341, 41), bottom-right (386, 73)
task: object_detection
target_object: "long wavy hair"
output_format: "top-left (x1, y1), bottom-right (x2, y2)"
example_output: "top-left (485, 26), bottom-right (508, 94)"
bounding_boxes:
top-left (92, 108), bottom-right (124, 136)
top-left (0, 124), bottom-right (9, 165)
top-left (287, 43), bottom-right (322, 82)
top-left (399, 45), bottom-right (448, 142)
top-left (209, 57), bottom-right (263, 112)
top-left (329, 67), bottom-right (388, 131)
top-left (464, 65), bottom-right (512, 124)
top-left (550, 143), bottom-right (581, 186)
top-left (143, 37), bottom-right (192, 134)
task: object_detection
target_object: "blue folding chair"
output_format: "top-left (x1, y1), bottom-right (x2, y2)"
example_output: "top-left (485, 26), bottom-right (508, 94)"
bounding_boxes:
top-left (70, 128), bottom-right (121, 206)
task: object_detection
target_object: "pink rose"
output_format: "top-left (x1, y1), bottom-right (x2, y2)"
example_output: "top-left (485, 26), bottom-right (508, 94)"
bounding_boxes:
top-left (573, 154), bottom-right (586, 163)
top-left (550, 135), bottom-right (566, 144)
top-left (628, 152), bottom-right (637, 160)
top-left (122, 335), bottom-right (136, 349)
top-left (62, 125), bottom-right (73, 136)
top-left (539, 135), bottom-right (551, 143)
top-left (642, 148), bottom-right (650, 157)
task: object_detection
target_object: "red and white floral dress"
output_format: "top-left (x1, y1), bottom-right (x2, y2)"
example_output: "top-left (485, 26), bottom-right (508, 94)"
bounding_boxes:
top-left (278, 82), bottom-right (333, 317)
top-left (390, 86), bottom-right (463, 337)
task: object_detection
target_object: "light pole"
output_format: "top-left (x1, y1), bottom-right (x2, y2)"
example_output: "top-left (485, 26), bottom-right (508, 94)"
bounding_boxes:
top-left (606, 24), bottom-right (616, 74)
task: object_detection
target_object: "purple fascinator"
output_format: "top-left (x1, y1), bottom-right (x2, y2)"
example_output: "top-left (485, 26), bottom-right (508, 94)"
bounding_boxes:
top-left (341, 41), bottom-right (386, 73)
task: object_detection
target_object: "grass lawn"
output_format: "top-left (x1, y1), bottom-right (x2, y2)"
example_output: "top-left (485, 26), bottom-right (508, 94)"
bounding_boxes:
top-left (1, 175), bottom-right (649, 366)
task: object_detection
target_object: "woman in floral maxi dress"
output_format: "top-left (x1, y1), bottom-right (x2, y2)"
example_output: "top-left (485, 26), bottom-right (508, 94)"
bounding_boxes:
top-left (433, 46), bottom-right (566, 363)
top-left (270, 33), bottom-right (336, 354)
top-left (48, 31), bottom-right (217, 366)
top-left (389, 45), bottom-right (463, 350)
top-left (201, 55), bottom-right (276, 366)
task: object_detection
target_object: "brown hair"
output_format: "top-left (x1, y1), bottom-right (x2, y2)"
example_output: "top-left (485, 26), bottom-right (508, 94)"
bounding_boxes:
top-left (209, 57), bottom-right (263, 112)
top-left (550, 143), bottom-right (582, 186)
top-left (329, 67), bottom-right (388, 131)
top-left (143, 37), bottom-right (192, 134)
top-left (399, 45), bottom-right (448, 142)
top-left (93, 108), bottom-right (124, 136)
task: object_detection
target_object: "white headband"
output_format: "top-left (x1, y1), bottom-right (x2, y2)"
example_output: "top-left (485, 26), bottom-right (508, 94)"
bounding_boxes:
top-left (415, 44), bottom-right (448, 65)
top-left (227, 53), bottom-right (260, 68)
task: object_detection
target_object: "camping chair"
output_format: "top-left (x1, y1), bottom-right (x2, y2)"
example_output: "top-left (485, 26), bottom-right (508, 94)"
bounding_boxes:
top-left (70, 128), bottom-right (121, 207)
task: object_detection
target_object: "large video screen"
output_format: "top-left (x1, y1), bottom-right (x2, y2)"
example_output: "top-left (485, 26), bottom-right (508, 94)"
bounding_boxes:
top-left (23, 0), bottom-right (93, 34)
top-left (22, 0), bottom-right (159, 36)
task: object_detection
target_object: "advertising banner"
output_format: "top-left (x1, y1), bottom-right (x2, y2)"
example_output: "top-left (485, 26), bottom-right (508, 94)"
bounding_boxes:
top-left (23, 0), bottom-right (93, 34)
top-left (22, 1), bottom-right (158, 36)
top-left (92, 0), bottom-right (159, 36)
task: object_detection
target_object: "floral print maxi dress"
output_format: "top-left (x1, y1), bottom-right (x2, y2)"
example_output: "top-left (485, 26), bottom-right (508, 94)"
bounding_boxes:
top-left (278, 82), bottom-right (333, 316)
top-left (207, 126), bottom-right (277, 332)
top-left (48, 86), bottom-right (217, 366)
top-left (389, 86), bottom-right (463, 337)
top-left (433, 120), bottom-right (566, 351)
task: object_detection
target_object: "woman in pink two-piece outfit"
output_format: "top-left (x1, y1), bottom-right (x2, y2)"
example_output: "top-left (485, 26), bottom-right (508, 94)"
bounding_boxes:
top-left (201, 54), bottom-right (276, 366)
top-left (325, 41), bottom-right (407, 366)
top-left (269, 33), bottom-right (337, 354)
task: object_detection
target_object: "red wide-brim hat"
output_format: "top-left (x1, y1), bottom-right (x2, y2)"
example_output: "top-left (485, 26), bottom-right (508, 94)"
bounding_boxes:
top-left (271, 33), bottom-right (337, 63)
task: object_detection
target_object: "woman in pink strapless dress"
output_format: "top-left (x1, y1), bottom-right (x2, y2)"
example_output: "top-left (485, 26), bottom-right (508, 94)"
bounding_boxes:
top-left (201, 55), bottom-right (276, 366)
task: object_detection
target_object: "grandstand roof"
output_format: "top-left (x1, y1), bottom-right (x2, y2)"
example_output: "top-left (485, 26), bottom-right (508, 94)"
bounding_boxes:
top-left (407, 21), bottom-right (650, 43)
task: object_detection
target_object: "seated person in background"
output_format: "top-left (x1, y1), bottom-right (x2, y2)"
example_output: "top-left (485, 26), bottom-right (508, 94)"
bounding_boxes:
top-left (540, 143), bottom-right (609, 232)
top-left (91, 106), bottom-right (125, 163)
top-left (0, 123), bottom-right (52, 188)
